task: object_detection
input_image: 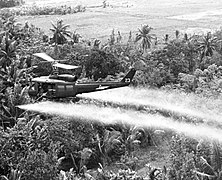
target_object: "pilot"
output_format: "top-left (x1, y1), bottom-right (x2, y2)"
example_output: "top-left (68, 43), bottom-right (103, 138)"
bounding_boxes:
top-left (53, 70), bottom-right (59, 76)
top-left (42, 83), bottom-right (48, 92)
top-left (51, 65), bottom-right (59, 76)
top-left (73, 75), bottom-right (78, 82)
top-left (38, 83), bottom-right (43, 94)
top-left (49, 70), bottom-right (59, 79)
top-left (72, 71), bottom-right (79, 82)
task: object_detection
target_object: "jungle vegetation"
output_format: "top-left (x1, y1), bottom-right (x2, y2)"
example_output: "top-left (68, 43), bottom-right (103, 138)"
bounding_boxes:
top-left (0, 2), bottom-right (222, 180)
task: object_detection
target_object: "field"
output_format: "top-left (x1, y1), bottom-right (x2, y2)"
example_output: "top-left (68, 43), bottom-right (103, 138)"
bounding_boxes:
top-left (19, 0), bottom-right (222, 41)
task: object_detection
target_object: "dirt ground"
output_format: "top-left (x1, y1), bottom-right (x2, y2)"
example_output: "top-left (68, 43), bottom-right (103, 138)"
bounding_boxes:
top-left (18, 0), bottom-right (222, 42)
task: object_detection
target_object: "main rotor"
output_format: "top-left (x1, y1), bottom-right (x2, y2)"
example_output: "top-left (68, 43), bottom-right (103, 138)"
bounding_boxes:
top-left (33, 53), bottom-right (80, 70)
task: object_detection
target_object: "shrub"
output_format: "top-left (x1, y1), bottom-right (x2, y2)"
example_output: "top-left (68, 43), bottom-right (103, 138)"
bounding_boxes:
top-left (84, 49), bottom-right (122, 80)
top-left (0, 4), bottom-right (86, 16)
top-left (19, 143), bottom-right (59, 180)
top-left (168, 135), bottom-right (198, 179)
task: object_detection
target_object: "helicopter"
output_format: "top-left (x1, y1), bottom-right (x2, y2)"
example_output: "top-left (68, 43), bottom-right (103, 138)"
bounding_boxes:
top-left (28, 53), bottom-right (145, 99)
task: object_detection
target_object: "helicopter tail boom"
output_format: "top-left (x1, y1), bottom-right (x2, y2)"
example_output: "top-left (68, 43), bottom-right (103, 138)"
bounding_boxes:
top-left (121, 68), bottom-right (136, 83)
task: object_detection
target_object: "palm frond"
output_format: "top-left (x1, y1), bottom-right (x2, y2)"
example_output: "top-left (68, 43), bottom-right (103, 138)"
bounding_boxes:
top-left (0, 175), bottom-right (8, 180)
top-left (211, 142), bottom-right (222, 171)
top-left (218, 171), bottom-right (222, 179)
top-left (49, 28), bottom-right (56, 32)
top-left (50, 22), bottom-right (57, 31)
top-left (138, 28), bottom-right (143, 35)
top-left (63, 32), bottom-right (71, 37)
top-left (135, 35), bottom-right (142, 42)
top-left (199, 156), bottom-right (216, 176)
top-left (194, 170), bottom-right (216, 178)
top-left (1, 104), bottom-right (12, 117)
top-left (61, 24), bottom-right (70, 30)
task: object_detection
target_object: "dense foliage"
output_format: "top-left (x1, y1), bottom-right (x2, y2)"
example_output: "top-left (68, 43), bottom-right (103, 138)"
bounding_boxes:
top-left (0, 4), bottom-right (86, 16)
top-left (0, 7), bottom-right (222, 180)
top-left (0, 0), bottom-right (24, 8)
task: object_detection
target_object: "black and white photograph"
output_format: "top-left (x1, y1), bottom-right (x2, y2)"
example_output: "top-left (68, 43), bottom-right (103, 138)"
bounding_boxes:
top-left (1, 0), bottom-right (222, 179)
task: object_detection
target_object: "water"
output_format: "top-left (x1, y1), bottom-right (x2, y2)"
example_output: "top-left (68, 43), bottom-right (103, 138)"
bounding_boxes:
top-left (79, 87), bottom-right (222, 125)
top-left (18, 100), bottom-right (222, 142)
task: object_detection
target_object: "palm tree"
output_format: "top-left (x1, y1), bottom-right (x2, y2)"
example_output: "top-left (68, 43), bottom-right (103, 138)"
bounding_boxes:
top-left (71, 31), bottom-right (81, 44)
top-left (93, 39), bottom-right (101, 49)
top-left (128, 31), bottom-right (133, 43)
top-left (116, 31), bottom-right (122, 43)
top-left (50, 19), bottom-right (71, 45)
top-left (182, 34), bottom-right (199, 72)
top-left (135, 24), bottom-right (156, 53)
top-left (197, 32), bottom-right (218, 60)
top-left (0, 32), bottom-right (17, 70)
top-left (109, 29), bottom-right (115, 45)
top-left (164, 34), bottom-right (169, 44)
top-left (184, 33), bottom-right (188, 41)
top-left (175, 30), bottom-right (180, 39)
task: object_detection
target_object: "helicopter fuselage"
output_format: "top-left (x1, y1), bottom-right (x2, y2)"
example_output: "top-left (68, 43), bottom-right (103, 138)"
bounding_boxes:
top-left (28, 68), bottom-right (136, 99)
top-left (29, 52), bottom-right (144, 99)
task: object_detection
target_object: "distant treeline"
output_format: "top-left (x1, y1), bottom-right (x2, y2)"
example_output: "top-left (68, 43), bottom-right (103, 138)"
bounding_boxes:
top-left (0, 0), bottom-right (24, 8)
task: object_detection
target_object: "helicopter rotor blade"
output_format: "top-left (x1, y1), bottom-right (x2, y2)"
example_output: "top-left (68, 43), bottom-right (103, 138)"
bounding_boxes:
top-left (33, 53), bottom-right (68, 62)
top-left (33, 53), bottom-right (55, 62)
top-left (53, 63), bottom-right (80, 70)
top-left (33, 53), bottom-right (80, 69)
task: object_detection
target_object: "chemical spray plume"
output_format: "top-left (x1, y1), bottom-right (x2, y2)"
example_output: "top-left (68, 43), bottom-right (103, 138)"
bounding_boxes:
top-left (79, 87), bottom-right (222, 124)
top-left (18, 101), bottom-right (222, 142)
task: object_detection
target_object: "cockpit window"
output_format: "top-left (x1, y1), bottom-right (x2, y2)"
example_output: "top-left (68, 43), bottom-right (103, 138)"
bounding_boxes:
top-left (57, 85), bottom-right (65, 92)
top-left (66, 85), bottom-right (73, 91)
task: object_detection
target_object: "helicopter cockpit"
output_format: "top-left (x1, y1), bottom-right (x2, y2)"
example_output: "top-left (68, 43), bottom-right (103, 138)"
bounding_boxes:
top-left (28, 81), bottom-right (55, 98)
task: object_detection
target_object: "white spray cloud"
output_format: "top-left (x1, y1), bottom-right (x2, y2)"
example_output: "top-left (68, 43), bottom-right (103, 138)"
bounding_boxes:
top-left (18, 101), bottom-right (222, 142)
top-left (78, 87), bottom-right (222, 124)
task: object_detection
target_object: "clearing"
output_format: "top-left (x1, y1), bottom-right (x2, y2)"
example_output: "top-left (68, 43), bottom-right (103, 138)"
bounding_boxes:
top-left (18, 0), bottom-right (222, 41)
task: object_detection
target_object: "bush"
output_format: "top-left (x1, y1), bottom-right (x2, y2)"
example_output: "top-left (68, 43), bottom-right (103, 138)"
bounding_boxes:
top-left (0, 4), bottom-right (86, 16)
top-left (84, 49), bottom-right (122, 80)
top-left (20, 143), bottom-right (59, 180)
top-left (168, 135), bottom-right (198, 179)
